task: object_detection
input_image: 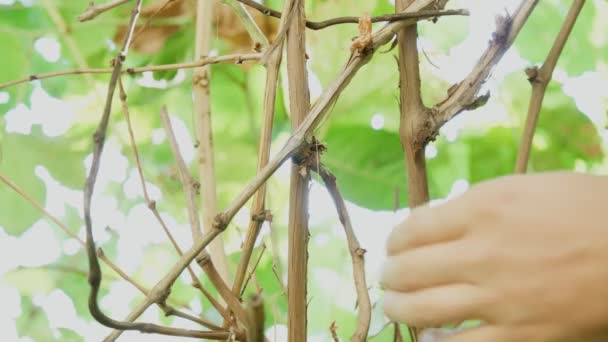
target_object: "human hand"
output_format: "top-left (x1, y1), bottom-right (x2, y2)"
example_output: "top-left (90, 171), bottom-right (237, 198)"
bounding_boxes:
top-left (381, 172), bottom-right (608, 342)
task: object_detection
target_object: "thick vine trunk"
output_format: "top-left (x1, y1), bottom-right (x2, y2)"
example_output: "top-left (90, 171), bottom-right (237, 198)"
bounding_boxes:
top-left (286, 0), bottom-right (311, 340)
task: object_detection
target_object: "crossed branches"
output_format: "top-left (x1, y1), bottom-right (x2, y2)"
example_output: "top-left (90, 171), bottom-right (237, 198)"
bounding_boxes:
top-left (0, 0), bottom-right (584, 340)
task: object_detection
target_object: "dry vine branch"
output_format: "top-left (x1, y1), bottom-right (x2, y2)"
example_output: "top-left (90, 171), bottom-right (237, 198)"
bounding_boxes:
top-left (394, 322), bottom-right (404, 342)
top-left (396, 0), bottom-right (430, 211)
top-left (285, 0), bottom-right (312, 340)
top-left (78, 0), bottom-right (132, 22)
top-left (235, 0), bottom-right (468, 30)
top-left (154, 105), bottom-right (229, 317)
top-left (0, 53), bottom-right (261, 90)
top-left (129, 0), bottom-right (179, 48)
top-left (160, 106), bottom-right (203, 244)
top-left (240, 244), bottom-right (267, 297)
top-left (217, 0), bottom-right (445, 244)
top-left (432, 0), bottom-right (539, 131)
top-left (515, 0), bottom-right (585, 173)
top-left (82, 0), bottom-right (226, 338)
top-left (119, 83), bottom-right (193, 280)
top-left (196, 252), bottom-right (249, 332)
top-left (387, 0), bottom-right (540, 339)
top-left (119, 79), bottom-right (229, 324)
top-left (317, 166), bottom-right (372, 342)
top-left (246, 294), bottom-right (266, 342)
top-left (5, 0), bottom-right (570, 340)
top-left (193, 0), bottom-right (231, 284)
top-left (84, 0), bottom-right (145, 331)
top-left (258, 0), bottom-right (298, 65)
top-left (103, 229), bottom-right (225, 341)
top-left (97, 248), bottom-right (223, 330)
top-left (99, 1), bottom-right (458, 335)
top-left (330, 321), bottom-right (340, 341)
top-left (163, 108), bottom-right (247, 331)
top-left (395, 0), bottom-right (430, 340)
top-left (95, 248), bottom-right (149, 297)
top-left (231, 0), bottom-right (287, 296)
top-left (0, 171), bottom-right (224, 333)
top-left (0, 173), bottom-right (81, 243)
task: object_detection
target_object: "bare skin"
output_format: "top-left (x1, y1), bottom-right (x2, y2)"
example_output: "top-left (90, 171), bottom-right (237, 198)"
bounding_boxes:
top-left (381, 172), bottom-right (608, 342)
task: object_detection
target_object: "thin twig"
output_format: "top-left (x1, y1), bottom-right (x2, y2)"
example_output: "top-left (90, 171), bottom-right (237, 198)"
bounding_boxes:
top-left (41, 0), bottom-right (97, 89)
top-left (258, 0), bottom-right (297, 65)
top-left (157, 107), bottom-right (230, 320)
top-left (119, 81), bottom-right (229, 322)
top-left (166, 308), bottom-right (225, 331)
top-left (235, 0), bottom-right (468, 30)
top-left (0, 172), bottom-right (224, 333)
top-left (193, 0), bottom-right (231, 283)
top-left (330, 321), bottom-right (340, 342)
top-left (97, 248), bottom-right (222, 330)
top-left (97, 248), bottom-right (149, 295)
top-left (515, 0), bottom-right (584, 173)
top-left (394, 322), bottom-right (404, 342)
top-left (130, 0), bottom-right (177, 48)
top-left (221, 0), bottom-right (270, 47)
top-left (317, 167), bottom-right (371, 342)
top-left (82, 0), bottom-right (215, 336)
top-left (160, 107), bottom-right (203, 247)
top-left (78, 0), bottom-right (132, 22)
top-left (0, 173), bottom-right (82, 243)
top-left (196, 252), bottom-right (250, 332)
top-left (240, 244), bottom-right (267, 297)
top-left (231, 0), bottom-right (286, 297)
top-left (103, 229), bottom-right (226, 341)
top-left (407, 326), bottom-right (417, 342)
top-left (0, 53), bottom-right (261, 90)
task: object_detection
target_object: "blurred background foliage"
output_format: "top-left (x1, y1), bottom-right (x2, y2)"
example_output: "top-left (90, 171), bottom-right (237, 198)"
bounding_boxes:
top-left (0, 0), bottom-right (606, 340)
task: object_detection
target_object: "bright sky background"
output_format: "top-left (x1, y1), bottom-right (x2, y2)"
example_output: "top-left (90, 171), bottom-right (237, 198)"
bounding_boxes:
top-left (1, 0), bottom-right (607, 341)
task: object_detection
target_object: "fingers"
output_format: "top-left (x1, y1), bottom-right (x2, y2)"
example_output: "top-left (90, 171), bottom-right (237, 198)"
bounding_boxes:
top-left (444, 325), bottom-right (509, 342)
top-left (386, 199), bottom-right (470, 256)
top-left (383, 284), bottom-right (489, 327)
top-left (381, 242), bottom-right (473, 291)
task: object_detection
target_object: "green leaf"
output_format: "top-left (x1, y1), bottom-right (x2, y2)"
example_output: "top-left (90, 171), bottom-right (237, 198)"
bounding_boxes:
top-left (428, 137), bottom-right (470, 194)
top-left (322, 125), bottom-right (407, 210)
top-left (462, 127), bottom-right (518, 183)
top-left (0, 128), bottom-right (87, 235)
top-left (55, 268), bottom-right (91, 318)
top-left (0, 5), bottom-right (52, 31)
top-left (147, 28), bottom-right (194, 80)
top-left (322, 124), bottom-right (473, 210)
top-left (531, 85), bottom-right (603, 170)
top-left (58, 328), bottom-right (85, 342)
top-left (516, 0), bottom-right (607, 76)
top-left (500, 73), bottom-right (603, 171)
top-left (0, 34), bottom-right (29, 111)
top-left (16, 296), bottom-right (59, 342)
top-left (4, 268), bottom-right (55, 296)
